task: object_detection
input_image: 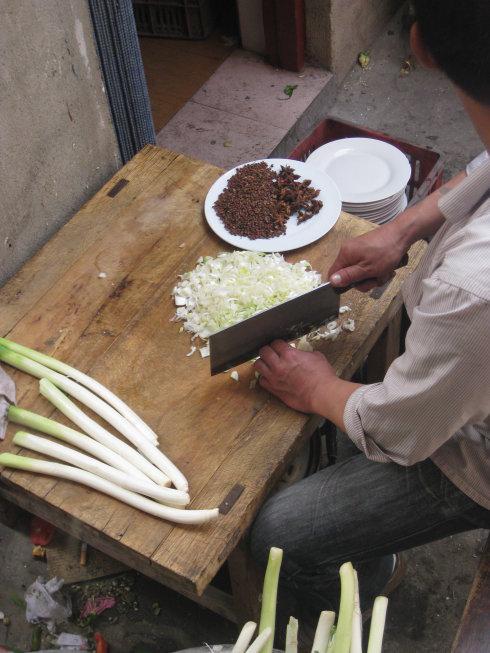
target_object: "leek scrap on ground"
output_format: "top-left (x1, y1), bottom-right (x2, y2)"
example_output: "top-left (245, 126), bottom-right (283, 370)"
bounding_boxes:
top-left (0, 337), bottom-right (158, 445)
top-left (0, 453), bottom-right (217, 525)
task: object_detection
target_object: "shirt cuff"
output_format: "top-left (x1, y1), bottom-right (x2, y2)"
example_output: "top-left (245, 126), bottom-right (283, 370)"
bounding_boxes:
top-left (343, 384), bottom-right (394, 463)
top-left (466, 150), bottom-right (489, 175)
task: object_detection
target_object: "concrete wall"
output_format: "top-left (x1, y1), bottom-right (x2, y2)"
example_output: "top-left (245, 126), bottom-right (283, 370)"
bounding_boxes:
top-left (305, 0), bottom-right (402, 79)
top-left (0, 0), bottom-right (121, 287)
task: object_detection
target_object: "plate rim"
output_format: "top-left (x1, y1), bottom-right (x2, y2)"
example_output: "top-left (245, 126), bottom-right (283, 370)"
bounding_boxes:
top-left (306, 137), bottom-right (412, 203)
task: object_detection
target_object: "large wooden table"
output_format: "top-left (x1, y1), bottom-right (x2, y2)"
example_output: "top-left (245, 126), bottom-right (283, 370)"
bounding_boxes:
top-left (0, 146), bottom-right (423, 620)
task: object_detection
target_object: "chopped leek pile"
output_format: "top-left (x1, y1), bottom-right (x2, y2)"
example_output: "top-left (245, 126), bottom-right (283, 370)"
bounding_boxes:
top-left (0, 339), bottom-right (218, 525)
top-left (231, 548), bottom-right (388, 653)
top-left (172, 251), bottom-right (322, 340)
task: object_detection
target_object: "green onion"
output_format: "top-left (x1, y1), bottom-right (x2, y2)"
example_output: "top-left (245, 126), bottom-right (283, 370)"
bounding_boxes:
top-left (285, 616), bottom-right (299, 653)
top-left (245, 627), bottom-right (272, 653)
top-left (331, 562), bottom-right (355, 653)
top-left (312, 611), bottom-right (335, 653)
top-left (13, 431), bottom-right (189, 507)
top-left (0, 346), bottom-right (187, 491)
top-left (350, 570), bottom-right (362, 653)
top-left (8, 405), bottom-right (147, 481)
top-left (39, 378), bottom-right (169, 487)
top-left (232, 622), bottom-right (257, 653)
top-left (367, 597), bottom-right (388, 653)
top-left (0, 337), bottom-right (159, 445)
top-left (258, 547), bottom-right (283, 653)
top-left (0, 452), bottom-right (217, 525)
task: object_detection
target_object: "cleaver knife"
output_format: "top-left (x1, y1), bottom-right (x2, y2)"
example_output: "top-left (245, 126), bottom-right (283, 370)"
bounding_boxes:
top-left (209, 282), bottom-right (340, 375)
top-left (209, 253), bottom-right (409, 375)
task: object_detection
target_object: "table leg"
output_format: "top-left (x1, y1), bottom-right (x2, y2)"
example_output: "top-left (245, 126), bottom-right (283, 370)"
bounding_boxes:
top-left (365, 307), bottom-right (403, 382)
top-left (228, 543), bottom-right (263, 624)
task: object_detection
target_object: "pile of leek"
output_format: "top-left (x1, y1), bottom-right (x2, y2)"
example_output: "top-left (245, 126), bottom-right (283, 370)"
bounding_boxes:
top-left (0, 339), bottom-right (218, 525)
top-left (230, 549), bottom-right (388, 653)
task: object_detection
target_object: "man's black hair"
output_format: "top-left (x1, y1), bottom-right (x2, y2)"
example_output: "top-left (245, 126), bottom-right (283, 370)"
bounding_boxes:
top-left (412, 0), bottom-right (490, 105)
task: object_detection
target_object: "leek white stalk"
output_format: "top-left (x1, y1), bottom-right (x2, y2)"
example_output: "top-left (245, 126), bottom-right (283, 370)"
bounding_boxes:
top-left (0, 347), bottom-right (187, 491)
top-left (285, 616), bottom-right (299, 653)
top-left (39, 378), bottom-right (169, 487)
top-left (232, 622), bottom-right (257, 653)
top-left (8, 405), bottom-right (148, 482)
top-left (350, 571), bottom-right (362, 653)
top-left (244, 628), bottom-right (272, 653)
top-left (331, 562), bottom-right (355, 653)
top-left (366, 597), bottom-right (388, 653)
top-left (312, 611), bottom-right (335, 653)
top-left (0, 337), bottom-right (158, 445)
top-left (258, 546), bottom-right (283, 653)
top-left (0, 453), bottom-right (218, 525)
top-left (13, 432), bottom-right (189, 507)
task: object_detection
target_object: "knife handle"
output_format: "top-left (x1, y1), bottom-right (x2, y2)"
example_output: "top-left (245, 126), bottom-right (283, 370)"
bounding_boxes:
top-left (333, 253), bottom-right (409, 294)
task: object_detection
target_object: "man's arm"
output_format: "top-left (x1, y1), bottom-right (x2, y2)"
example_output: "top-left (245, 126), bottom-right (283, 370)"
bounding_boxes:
top-left (328, 171), bottom-right (467, 291)
top-left (256, 277), bottom-right (490, 466)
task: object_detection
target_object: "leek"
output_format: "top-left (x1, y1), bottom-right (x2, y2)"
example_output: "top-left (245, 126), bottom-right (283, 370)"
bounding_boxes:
top-left (232, 622), bottom-right (257, 653)
top-left (312, 611), bottom-right (335, 653)
top-left (366, 597), bottom-right (388, 653)
top-left (8, 405), bottom-right (148, 482)
top-left (13, 432), bottom-right (189, 507)
top-left (258, 546), bottom-right (283, 653)
top-left (245, 628), bottom-right (272, 653)
top-left (0, 453), bottom-right (217, 525)
top-left (285, 616), bottom-right (299, 653)
top-left (331, 562), bottom-right (355, 653)
top-left (0, 346), bottom-right (187, 491)
top-left (39, 378), bottom-right (169, 487)
top-left (0, 337), bottom-right (158, 445)
top-left (350, 571), bottom-right (362, 653)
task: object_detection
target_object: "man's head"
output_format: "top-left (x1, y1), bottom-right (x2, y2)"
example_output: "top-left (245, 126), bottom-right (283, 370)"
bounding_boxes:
top-left (411, 0), bottom-right (490, 105)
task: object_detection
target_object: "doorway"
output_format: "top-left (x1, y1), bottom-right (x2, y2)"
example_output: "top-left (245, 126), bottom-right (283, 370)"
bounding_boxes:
top-left (133, 0), bottom-right (240, 133)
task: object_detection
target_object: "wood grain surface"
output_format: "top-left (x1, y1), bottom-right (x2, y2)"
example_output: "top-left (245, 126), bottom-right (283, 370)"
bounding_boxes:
top-left (0, 145), bottom-right (425, 596)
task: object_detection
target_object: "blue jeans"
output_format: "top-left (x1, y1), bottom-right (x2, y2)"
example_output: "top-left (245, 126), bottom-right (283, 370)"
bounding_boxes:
top-left (250, 453), bottom-right (489, 617)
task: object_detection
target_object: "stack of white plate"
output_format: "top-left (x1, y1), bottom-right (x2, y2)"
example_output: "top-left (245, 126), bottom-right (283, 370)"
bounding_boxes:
top-left (306, 137), bottom-right (412, 224)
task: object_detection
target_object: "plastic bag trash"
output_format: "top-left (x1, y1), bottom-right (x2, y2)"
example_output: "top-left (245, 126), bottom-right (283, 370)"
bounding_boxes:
top-left (25, 577), bottom-right (71, 633)
top-left (0, 367), bottom-right (16, 440)
top-left (55, 633), bottom-right (89, 649)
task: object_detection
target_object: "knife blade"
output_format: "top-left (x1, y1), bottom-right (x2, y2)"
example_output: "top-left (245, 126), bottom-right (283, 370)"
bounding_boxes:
top-left (209, 253), bottom-right (409, 375)
top-left (209, 282), bottom-right (340, 375)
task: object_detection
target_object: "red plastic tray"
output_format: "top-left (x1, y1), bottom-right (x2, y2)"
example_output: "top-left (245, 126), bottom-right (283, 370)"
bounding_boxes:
top-left (289, 118), bottom-right (444, 206)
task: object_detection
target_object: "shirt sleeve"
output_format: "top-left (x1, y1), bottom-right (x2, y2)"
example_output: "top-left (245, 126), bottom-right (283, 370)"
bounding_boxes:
top-left (343, 277), bottom-right (490, 465)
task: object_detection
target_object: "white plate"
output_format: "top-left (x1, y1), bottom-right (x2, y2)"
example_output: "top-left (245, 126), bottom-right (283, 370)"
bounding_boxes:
top-left (306, 138), bottom-right (411, 204)
top-left (204, 158), bottom-right (342, 253)
top-left (362, 193), bottom-right (408, 223)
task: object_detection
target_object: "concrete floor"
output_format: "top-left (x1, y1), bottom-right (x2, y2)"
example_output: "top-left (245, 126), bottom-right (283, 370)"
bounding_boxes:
top-left (0, 7), bottom-right (488, 653)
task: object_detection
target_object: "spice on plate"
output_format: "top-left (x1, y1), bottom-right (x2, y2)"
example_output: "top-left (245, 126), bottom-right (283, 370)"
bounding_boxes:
top-left (213, 162), bottom-right (323, 239)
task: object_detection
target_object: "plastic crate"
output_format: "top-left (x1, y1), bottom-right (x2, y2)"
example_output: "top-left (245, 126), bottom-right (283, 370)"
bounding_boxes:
top-left (290, 118), bottom-right (444, 206)
top-left (132, 0), bottom-right (216, 40)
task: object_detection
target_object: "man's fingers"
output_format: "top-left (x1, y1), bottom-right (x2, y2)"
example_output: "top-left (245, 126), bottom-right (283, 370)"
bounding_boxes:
top-left (329, 264), bottom-right (371, 288)
top-left (269, 340), bottom-right (293, 356)
top-left (258, 345), bottom-right (280, 368)
top-left (254, 359), bottom-right (270, 378)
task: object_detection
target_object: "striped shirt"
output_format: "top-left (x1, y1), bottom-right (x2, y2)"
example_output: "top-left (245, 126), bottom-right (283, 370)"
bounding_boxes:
top-left (344, 155), bottom-right (490, 509)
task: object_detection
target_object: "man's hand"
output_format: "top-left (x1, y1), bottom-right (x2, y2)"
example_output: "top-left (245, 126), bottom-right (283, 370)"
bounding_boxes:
top-left (328, 221), bottom-right (408, 291)
top-left (254, 340), bottom-right (337, 414)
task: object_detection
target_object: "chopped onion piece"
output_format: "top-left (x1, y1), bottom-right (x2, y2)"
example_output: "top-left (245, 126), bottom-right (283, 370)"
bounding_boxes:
top-left (230, 371), bottom-right (239, 382)
top-left (172, 251), bottom-right (321, 340)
